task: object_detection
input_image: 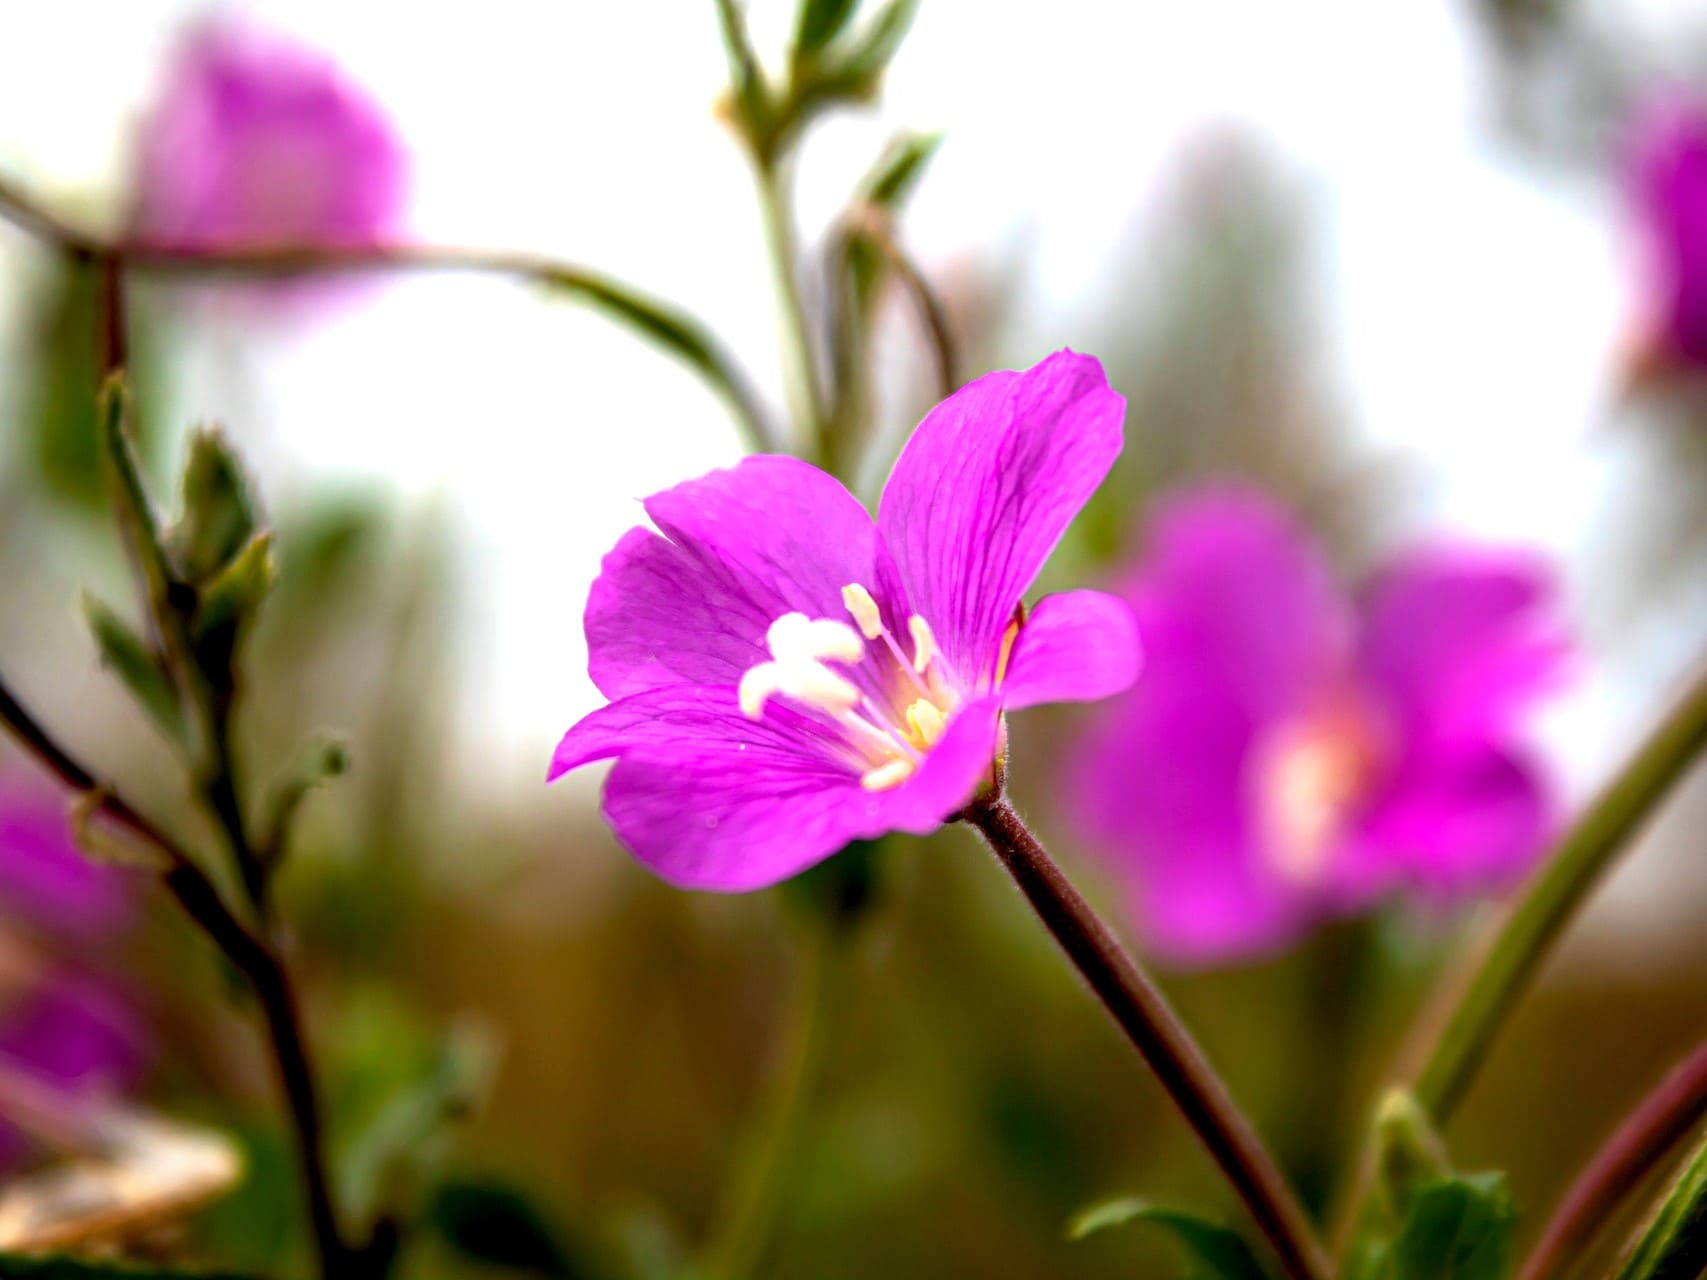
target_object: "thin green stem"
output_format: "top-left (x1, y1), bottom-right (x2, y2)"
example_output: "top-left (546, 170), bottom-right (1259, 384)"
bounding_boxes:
top-left (1334, 658), bottom-right (1707, 1258)
top-left (1518, 1037), bottom-right (1707, 1280)
top-left (1612, 1128), bottom-right (1707, 1280)
top-left (963, 794), bottom-right (1330, 1280)
top-left (0, 173), bottom-right (781, 455)
top-left (754, 161), bottom-right (829, 462)
top-left (1413, 659), bottom-right (1707, 1122)
top-left (702, 926), bottom-right (834, 1280)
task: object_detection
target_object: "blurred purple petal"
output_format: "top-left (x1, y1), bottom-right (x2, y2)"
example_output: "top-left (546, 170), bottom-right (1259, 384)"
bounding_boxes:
top-left (1627, 95), bottom-right (1707, 365)
top-left (0, 775), bottom-right (132, 934)
top-left (133, 17), bottom-right (407, 253)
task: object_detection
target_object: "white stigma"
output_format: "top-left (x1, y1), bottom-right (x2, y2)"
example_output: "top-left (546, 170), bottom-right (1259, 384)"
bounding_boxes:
top-left (738, 612), bottom-right (865, 720)
top-left (841, 583), bottom-right (885, 640)
top-left (907, 615), bottom-right (939, 673)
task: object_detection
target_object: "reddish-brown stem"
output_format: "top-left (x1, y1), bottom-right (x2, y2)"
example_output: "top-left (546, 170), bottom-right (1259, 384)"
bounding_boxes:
top-left (963, 794), bottom-right (1330, 1280)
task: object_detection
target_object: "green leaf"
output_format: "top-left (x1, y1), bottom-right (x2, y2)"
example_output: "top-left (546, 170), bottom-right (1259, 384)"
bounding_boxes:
top-left (0, 1253), bottom-right (256, 1279)
top-left (97, 377), bottom-right (176, 627)
top-left (713, 0), bottom-right (773, 145)
top-left (793, 0), bottom-right (860, 57)
top-left (426, 1177), bottom-right (580, 1276)
top-left (80, 594), bottom-right (184, 746)
top-left (1374, 1089), bottom-right (1453, 1226)
top-left (1066, 1198), bottom-right (1274, 1279)
top-left (1382, 1175), bottom-right (1516, 1280)
top-left (192, 534), bottom-right (276, 644)
top-left (859, 131), bottom-right (943, 210)
top-left (1614, 1130), bottom-right (1707, 1280)
top-left (338, 1024), bottom-right (495, 1228)
top-left (168, 429), bottom-right (257, 585)
top-left (821, 0), bottom-right (918, 96)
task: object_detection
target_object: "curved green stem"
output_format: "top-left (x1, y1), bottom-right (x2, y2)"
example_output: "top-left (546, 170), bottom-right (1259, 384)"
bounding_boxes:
top-left (1413, 659), bottom-right (1707, 1122)
top-left (1518, 1037), bottom-right (1707, 1280)
top-left (702, 926), bottom-right (834, 1280)
top-left (1612, 1128), bottom-right (1707, 1280)
top-left (754, 161), bottom-right (829, 463)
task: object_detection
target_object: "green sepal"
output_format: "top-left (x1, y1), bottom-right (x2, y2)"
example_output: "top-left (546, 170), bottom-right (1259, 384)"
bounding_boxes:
top-left (1067, 1197), bottom-right (1274, 1279)
top-left (169, 429), bottom-right (258, 585)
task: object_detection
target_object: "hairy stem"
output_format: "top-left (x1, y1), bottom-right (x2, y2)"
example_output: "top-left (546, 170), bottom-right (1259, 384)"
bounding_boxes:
top-left (0, 674), bottom-right (352, 1278)
top-left (963, 794), bottom-right (1329, 1280)
top-left (1518, 1038), bottom-right (1707, 1280)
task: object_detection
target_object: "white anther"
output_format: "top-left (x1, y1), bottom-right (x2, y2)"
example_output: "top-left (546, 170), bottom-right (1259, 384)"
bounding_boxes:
top-left (766, 612), bottom-right (864, 666)
top-left (841, 583), bottom-right (885, 640)
top-left (907, 615), bottom-right (939, 674)
top-left (859, 758), bottom-right (917, 792)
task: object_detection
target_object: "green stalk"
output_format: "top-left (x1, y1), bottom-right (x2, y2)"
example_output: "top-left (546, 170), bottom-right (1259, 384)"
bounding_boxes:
top-left (1613, 1130), bottom-right (1707, 1280)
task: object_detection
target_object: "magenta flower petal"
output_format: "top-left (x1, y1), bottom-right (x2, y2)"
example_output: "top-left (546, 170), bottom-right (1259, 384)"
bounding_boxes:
top-left (1066, 485), bottom-right (1571, 967)
top-left (1132, 487), bottom-right (1349, 722)
top-left (134, 17), bottom-right (406, 252)
top-left (1001, 590), bottom-right (1142, 710)
top-left (877, 351), bottom-right (1124, 685)
top-left (1627, 96), bottom-right (1707, 365)
top-left (553, 352), bottom-right (1132, 893)
top-left (1360, 546), bottom-right (1569, 748)
top-left (1335, 744), bottom-right (1553, 907)
top-left (0, 779), bottom-right (132, 934)
top-left (556, 685), bottom-right (998, 889)
top-left (588, 457), bottom-right (895, 700)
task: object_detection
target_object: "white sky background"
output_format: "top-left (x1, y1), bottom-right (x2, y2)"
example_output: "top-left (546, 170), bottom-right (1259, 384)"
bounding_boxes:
top-left (0, 0), bottom-right (1702, 852)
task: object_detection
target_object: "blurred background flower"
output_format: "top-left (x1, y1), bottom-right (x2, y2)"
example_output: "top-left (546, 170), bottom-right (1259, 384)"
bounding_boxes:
top-left (0, 767), bottom-right (146, 1170)
top-left (1066, 487), bottom-right (1570, 967)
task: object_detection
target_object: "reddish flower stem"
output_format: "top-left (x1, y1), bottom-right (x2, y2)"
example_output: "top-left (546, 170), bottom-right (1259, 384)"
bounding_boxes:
top-left (1517, 1038), bottom-right (1707, 1280)
top-left (963, 794), bottom-right (1329, 1280)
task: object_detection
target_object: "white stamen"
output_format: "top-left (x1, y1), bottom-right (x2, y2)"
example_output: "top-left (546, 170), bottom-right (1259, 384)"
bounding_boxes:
top-left (907, 615), bottom-right (939, 673)
top-left (860, 758), bottom-right (917, 791)
top-left (738, 664), bottom-right (786, 719)
top-left (905, 699), bottom-right (947, 748)
top-left (766, 612), bottom-right (865, 666)
top-left (737, 658), bottom-right (861, 721)
top-left (841, 584), bottom-right (885, 640)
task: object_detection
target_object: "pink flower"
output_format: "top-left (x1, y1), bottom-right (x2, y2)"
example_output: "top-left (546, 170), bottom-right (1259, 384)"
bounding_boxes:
top-left (1066, 488), bottom-right (1571, 967)
top-left (131, 16), bottom-right (406, 253)
top-left (0, 773), bottom-right (148, 1166)
top-left (1625, 96), bottom-right (1707, 375)
top-left (550, 352), bottom-right (1141, 891)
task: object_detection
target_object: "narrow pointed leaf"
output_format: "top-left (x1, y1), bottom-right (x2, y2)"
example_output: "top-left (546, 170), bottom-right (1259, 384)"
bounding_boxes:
top-left (169, 429), bottom-right (257, 584)
top-left (1067, 1198), bottom-right (1273, 1279)
top-left (1614, 1131), bottom-right (1707, 1280)
top-left (793, 0), bottom-right (860, 57)
top-left (859, 131), bottom-right (943, 210)
top-left (81, 594), bottom-right (184, 745)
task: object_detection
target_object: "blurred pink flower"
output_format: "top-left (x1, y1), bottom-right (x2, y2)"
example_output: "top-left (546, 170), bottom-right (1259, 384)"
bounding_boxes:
top-left (131, 16), bottom-right (406, 253)
top-left (1065, 488), bottom-right (1572, 968)
top-left (0, 773), bottom-right (148, 1167)
top-left (1625, 96), bottom-right (1707, 376)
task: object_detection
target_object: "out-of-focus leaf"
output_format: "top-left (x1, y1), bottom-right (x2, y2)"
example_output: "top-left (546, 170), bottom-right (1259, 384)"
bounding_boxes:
top-left (25, 257), bottom-right (105, 508)
top-left (859, 131), bottom-right (942, 210)
top-left (713, 0), bottom-right (772, 145)
top-left (191, 534), bottom-right (276, 646)
top-left (781, 837), bottom-right (884, 931)
top-left (257, 734), bottom-right (349, 867)
top-left (793, 0), bottom-right (860, 58)
top-left (169, 429), bottom-right (257, 585)
top-left (0, 1254), bottom-right (256, 1279)
top-left (80, 594), bottom-right (184, 746)
top-left (1066, 1198), bottom-right (1273, 1279)
top-left (1374, 1089), bottom-right (1452, 1225)
top-left (191, 1123), bottom-right (297, 1274)
top-left (426, 1178), bottom-right (580, 1277)
top-left (338, 1024), bottom-right (495, 1228)
top-left (819, 0), bottom-right (917, 97)
top-left (1375, 1175), bottom-right (1516, 1280)
top-left (98, 377), bottom-right (175, 624)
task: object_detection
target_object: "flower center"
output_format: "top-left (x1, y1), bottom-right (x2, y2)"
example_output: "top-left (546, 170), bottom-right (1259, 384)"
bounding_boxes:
top-left (1251, 688), bottom-right (1390, 884)
top-left (736, 584), bottom-right (959, 791)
